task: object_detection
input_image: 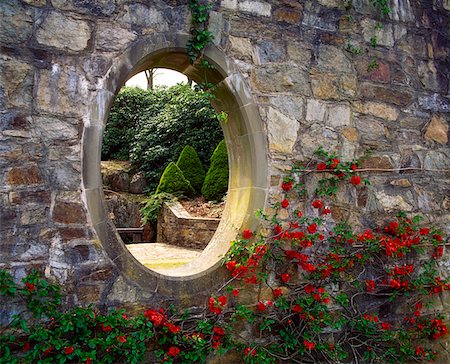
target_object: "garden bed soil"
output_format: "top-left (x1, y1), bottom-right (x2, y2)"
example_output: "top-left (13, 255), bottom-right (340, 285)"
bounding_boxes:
top-left (179, 197), bottom-right (225, 219)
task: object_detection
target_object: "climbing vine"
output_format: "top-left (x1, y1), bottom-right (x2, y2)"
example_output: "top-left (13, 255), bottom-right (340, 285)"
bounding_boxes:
top-left (0, 147), bottom-right (448, 363)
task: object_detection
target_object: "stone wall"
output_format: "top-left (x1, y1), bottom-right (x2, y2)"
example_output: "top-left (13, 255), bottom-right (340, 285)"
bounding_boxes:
top-left (157, 202), bottom-right (220, 250)
top-left (0, 0), bottom-right (448, 314)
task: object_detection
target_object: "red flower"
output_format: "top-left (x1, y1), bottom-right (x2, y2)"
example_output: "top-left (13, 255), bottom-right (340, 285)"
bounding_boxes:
top-left (351, 163), bottom-right (358, 171)
top-left (307, 223), bottom-right (317, 234)
top-left (297, 211), bottom-right (303, 218)
top-left (322, 207), bottom-right (331, 215)
top-left (292, 304), bottom-right (303, 313)
top-left (218, 295), bottom-right (227, 306)
top-left (330, 158), bottom-right (339, 169)
top-left (365, 280), bottom-right (375, 292)
top-left (232, 289), bottom-right (240, 297)
top-left (244, 347), bottom-right (257, 357)
top-left (281, 273), bottom-right (291, 283)
top-left (212, 341), bottom-right (221, 349)
top-left (243, 230), bottom-right (253, 239)
top-left (381, 322), bottom-right (391, 330)
top-left (317, 162), bottom-right (327, 171)
top-left (304, 340), bottom-right (315, 350)
top-left (274, 225), bottom-right (283, 235)
top-left (25, 282), bottom-right (35, 292)
top-left (273, 288), bottom-right (283, 298)
top-left (167, 323), bottom-right (180, 333)
top-left (102, 324), bottom-right (112, 332)
top-left (226, 261), bottom-right (237, 271)
top-left (86, 358), bottom-right (92, 364)
top-left (312, 200), bottom-right (323, 209)
top-left (281, 199), bottom-right (289, 208)
top-left (117, 335), bottom-right (126, 343)
top-left (282, 180), bottom-right (293, 191)
top-left (167, 346), bottom-right (180, 357)
top-left (257, 302), bottom-right (267, 311)
top-left (350, 175), bottom-right (361, 186)
top-left (64, 346), bottom-right (74, 355)
top-left (419, 228), bottom-right (430, 235)
top-left (43, 346), bottom-right (52, 355)
top-left (213, 326), bottom-right (225, 336)
top-left (304, 284), bottom-right (315, 294)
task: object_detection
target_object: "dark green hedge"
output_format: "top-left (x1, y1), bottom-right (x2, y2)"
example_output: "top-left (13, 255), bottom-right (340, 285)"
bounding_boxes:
top-left (201, 140), bottom-right (229, 202)
top-left (176, 145), bottom-right (206, 195)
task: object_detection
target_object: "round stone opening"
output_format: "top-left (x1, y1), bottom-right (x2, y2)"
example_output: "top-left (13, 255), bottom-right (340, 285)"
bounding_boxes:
top-left (82, 34), bottom-right (268, 294)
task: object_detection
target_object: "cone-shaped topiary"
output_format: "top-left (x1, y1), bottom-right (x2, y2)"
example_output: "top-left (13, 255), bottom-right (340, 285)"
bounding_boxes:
top-left (201, 140), bottom-right (229, 202)
top-left (155, 162), bottom-right (195, 197)
top-left (176, 145), bottom-right (206, 195)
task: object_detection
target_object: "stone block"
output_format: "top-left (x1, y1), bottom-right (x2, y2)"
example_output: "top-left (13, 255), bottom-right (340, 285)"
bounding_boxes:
top-left (361, 18), bottom-right (394, 47)
top-left (7, 164), bottom-right (43, 186)
top-left (0, 56), bottom-right (34, 109)
top-left (311, 69), bottom-right (339, 100)
top-left (355, 117), bottom-right (387, 141)
top-left (221, 0), bottom-right (237, 10)
top-left (317, 44), bottom-right (353, 73)
top-left (424, 115), bottom-right (448, 145)
top-left (361, 156), bottom-right (394, 170)
top-left (50, 0), bottom-right (116, 16)
top-left (36, 12), bottom-right (91, 52)
top-left (374, 190), bottom-right (413, 212)
top-left (251, 64), bottom-right (311, 95)
top-left (238, 1), bottom-right (271, 17)
top-left (52, 201), bottom-right (87, 225)
top-left (418, 94), bottom-right (450, 113)
top-left (342, 127), bottom-right (359, 142)
top-left (269, 95), bottom-right (304, 120)
top-left (326, 104), bottom-right (351, 128)
top-left (301, 123), bottom-right (338, 156)
top-left (255, 39), bottom-right (286, 64)
top-left (229, 36), bottom-right (254, 60)
top-left (267, 107), bottom-right (299, 154)
top-left (274, 7), bottom-right (301, 24)
top-left (353, 101), bottom-right (399, 121)
top-left (96, 23), bottom-right (137, 51)
top-left (306, 99), bottom-right (327, 122)
top-left (35, 116), bottom-right (79, 143)
top-left (122, 3), bottom-right (168, 30)
top-left (9, 190), bottom-right (50, 205)
top-left (0, 0), bottom-right (33, 44)
top-left (287, 41), bottom-right (312, 65)
top-left (360, 83), bottom-right (413, 107)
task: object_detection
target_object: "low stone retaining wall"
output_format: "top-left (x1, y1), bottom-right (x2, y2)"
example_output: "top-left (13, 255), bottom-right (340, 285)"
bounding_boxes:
top-left (157, 202), bottom-right (220, 250)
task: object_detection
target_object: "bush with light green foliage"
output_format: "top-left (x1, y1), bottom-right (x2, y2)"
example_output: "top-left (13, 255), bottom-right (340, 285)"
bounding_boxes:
top-left (155, 162), bottom-right (195, 197)
top-left (201, 140), bottom-right (228, 202)
top-left (176, 145), bottom-right (206, 195)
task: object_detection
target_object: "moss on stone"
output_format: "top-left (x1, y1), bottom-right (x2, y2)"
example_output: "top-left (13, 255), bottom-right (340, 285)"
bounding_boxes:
top-left (155, 162), bottom-right (195, 197)
top-left (201, 140), bottom-right (229, 202)
top-left (176, 145), bottom-right (206, 195)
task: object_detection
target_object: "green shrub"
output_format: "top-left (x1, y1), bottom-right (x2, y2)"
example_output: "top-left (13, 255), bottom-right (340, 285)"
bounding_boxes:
top-left (101, 87), bottom-right (169, 161)
top-left (176, 145), bottom-right (206, 195)
top-left (155, 162), bottom-right (195, 196)
top-left (201, 140), bottom-right (229, 201)
top-left (130, 84), bottom-right (223, 192)
top-left (140, 192), bottom-right (178, 224)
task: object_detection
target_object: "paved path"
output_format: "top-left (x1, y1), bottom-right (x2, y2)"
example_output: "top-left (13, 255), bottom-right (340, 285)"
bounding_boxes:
top-left (126, 243), bottom-right (202, 270)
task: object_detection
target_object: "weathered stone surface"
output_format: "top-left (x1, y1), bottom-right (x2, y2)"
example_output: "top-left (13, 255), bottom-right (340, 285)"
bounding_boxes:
top-left (35, 117), bottom-right (79, 143)
top-left (418, 94), bottom-right (450, 113)
top-left (418, 61), bottom-right (442, 92)
top-left (306, 99), bottom-right (326, 122)
top-left (301, 123), bottom-right (338, 155)
top-left (238, 1), bottom-right (271, 17)
top-left (35, 64), bottom-right (89, 117)
top-left (302, 2), bottom-right (339, 31)
top-left (7, 165), bottom-right (43, 186)
top-left (361, 156), bottom-right (394, 170)
top-left (229, 36), bottom-right (254, 60)
top-left (355, 118), bottom-right (387, 141)
top-left (51, 0), bottom-right (116, 16)
top-left (36, 12), bottom-right (91, 52)
top-left (107, 276), bottom-right (137, 302)
top-left (361, 18), bottom-right (394, 47)
top-left (360, 83), bottom-right (413, 107)
top-left (267, 107), bottom-right (299, 154)
top-left (274, 7), bottom-right (301, 24)
top-left (310, 70), bottom-right (339, 100)
top-left (122, 4), bottom-right (168, 30)
top-left (22, 0), bottom-right (46, 6)
top-left (342, 127), bottom-right (358, 142)
top-left (0, 0), bottom-right (33, 44)
top-left (269, 95), bottom-right (304, 120)
top-left (96, 23), bottom-right (137, 51)
top-left (287, 41), bottom-right (312, 65)
top-left (251, 64), bottom-right (311, 95)
top-left (20, 205), bottom-right (48, 225)
top-left (424, 151), bottom-right (450, 170)
top-left (374, 190), bottom-right (413, 212)
top-left (129, 173), bottom-right (147, 194)
top-left (353, 101), bottom-right (399, 121)
top-left (326, 104), bottom-right (351, 127)
top-left (390, 179), bottom-right (412, 187)
top-left (9, 190), bottom-right (50, 205)
top-left (424, 115), bottom-right (448, 145)
top-left (255, 40), bottom-right (286, 63)
top-left (0, 56), bottom-right (34, 109)
top-left (221, 0), bottom-right (237, 10)
top-left (317, 45), bottom-right (353, 73)
top-left (52, 201), bottom-right (87, 224)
